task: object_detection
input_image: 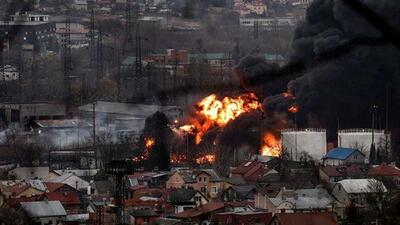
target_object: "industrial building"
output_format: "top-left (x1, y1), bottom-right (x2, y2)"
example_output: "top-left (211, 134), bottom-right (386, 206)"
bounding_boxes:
top-left (281, 128), bottom-right (327, 161)
top-left (338, 129), bottom-right (390, 162)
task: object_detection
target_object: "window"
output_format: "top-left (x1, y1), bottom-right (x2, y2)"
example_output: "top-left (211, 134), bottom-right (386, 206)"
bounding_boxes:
top-left (211, 187), bottom-right (217, 193)
top-left (194, 196), bottom-right (201, 202)
top-left (201, 187), bottom-right (206, 193)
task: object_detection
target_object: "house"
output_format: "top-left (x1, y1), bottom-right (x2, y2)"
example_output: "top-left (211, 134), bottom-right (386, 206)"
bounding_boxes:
top-left (128, 209), bottom-right (159, 225)
top-left (171, 202), bottom-right (226, 223)
top-left (44, 192), bottom-right (81, 213)
top-left (0, 180), bottom-right (46, 205)
top-left (221, 185), bottom-right (256, 202)
top-left (230, 160), bottom-right (271, 183)
top-left (322, 148), bottom-right (365, 166)
top-left (368, 163), bottom-right (400, 189)
top-left (319, 164), bottom-right (368, 183)
top-left (268, 212), bottom-right (339, 225)
top-left (168, 188), bottom-right (209, 214)
top-left (50, 173), bottom-right (90, 192)
top-left (255, 187), bottom-right (336, 214)
top-left (0, 65), bottom-right (19, 81)
top-left (72, 0), bottom-right (88, 10)
top-left (216, 211), bottom-right (272, 225)
top-left (332, 178), bottom-right (387, 206)
top-left (166, 169), bottom-right (225, 198)
top-left (19, 201), bottom-right (67, 225)
top-left (44, 182), bottom-right (77, 193)
top-left (8, 166), bottom-right (49, 180)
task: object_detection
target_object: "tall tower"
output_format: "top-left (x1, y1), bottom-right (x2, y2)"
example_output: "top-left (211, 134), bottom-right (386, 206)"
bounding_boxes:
top-left (63, 11), bottom-right (72, 102)
top-left (89, 9), bottom-right (96, 68)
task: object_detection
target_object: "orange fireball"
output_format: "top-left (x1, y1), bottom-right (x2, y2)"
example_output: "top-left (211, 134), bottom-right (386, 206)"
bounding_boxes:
top-left (180, 93), bottom-right (262, 144)
top-left (260, 133), bottom-right (281, 157)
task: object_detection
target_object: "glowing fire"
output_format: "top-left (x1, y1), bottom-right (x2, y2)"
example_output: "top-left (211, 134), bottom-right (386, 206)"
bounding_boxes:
top-left (145, 137), bottom-right (155, 149)
top-left (282, 91), bottom-right (295, 100)
top-left (170, 154), bottom-right (187, 164)
top-left (195, 154), bottom-right (216, 164)
top-left (260, 133), bottom-right (281, 157)
top-left (288, 105), bottom-right (299, 113)
top-left (180, 93), bottom-right (262, 144)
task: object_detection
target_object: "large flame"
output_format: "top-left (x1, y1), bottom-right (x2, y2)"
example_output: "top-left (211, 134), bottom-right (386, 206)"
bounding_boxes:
top-left (133, 137), bottom-right (155, 162)
top-left (180, 93), bottom-right (262, 144)
top-left (260, 133), bottom-right (281, 157)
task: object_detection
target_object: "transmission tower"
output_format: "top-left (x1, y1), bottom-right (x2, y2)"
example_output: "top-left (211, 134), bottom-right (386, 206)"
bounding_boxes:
top-left (89, 9), bottom-right (96, 68)
top-left (96, 29), bottom-right (104, 81)
top-left (253, 19), bottom-right (259, 39)
top-left (63, 11), bottom-right (72, 102)
top-left (125, 0), bottom-right (133, 43)
top-left (135, 23), bottom-right (142, 77)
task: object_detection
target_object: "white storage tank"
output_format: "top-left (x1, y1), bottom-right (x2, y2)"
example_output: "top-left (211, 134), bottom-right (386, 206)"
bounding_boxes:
top-left (281, 128), bottom-right (327, 162)
top-left (338, 129), bottom-right (390, 161)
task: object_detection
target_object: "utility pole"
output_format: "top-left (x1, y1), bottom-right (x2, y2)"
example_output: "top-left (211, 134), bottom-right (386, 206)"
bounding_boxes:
top-left (93, 102), bottom-right (97, 169)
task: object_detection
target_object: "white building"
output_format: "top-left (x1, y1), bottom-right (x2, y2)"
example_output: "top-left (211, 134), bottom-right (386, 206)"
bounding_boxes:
top-left (239, 17), bottom-right (296, 30)
top-left (338, 129), bottom-right (390, 162)
top-left (281, 128), bottom-right (327, 161)
top-left (0, 65), bottom-right (19, 81)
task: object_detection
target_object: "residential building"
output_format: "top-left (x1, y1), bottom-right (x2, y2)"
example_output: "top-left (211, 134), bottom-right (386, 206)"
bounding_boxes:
top-left (171, 202), bottom-right (226, 223)
top-left (44, 191), bottom-right (81, 213)
top-left (19, 201), bottom-right (67, 225)
top-left (368, 163), bottom-right (400, 188)
top-left (332, 178), bottom-right (387, 205)
top-left (319, 164), bottom-right (368, 183)
top-left (8, 166), bottom-right (49, 180)
top-left (49, 173), bottom-right (90, 192)
top-left (72, 0), bottom-right (88, 10)
top-left (221, 185), bottom-right (256, 202)
top-left (239, 17), bottom-right (296, 31)
top-left (322, 148), bottom-right (365, 166)
top-left (230, 160), bottom-right (275, 183)
top-left (128, 209), bottom-right (159, 225)
top-left (216, 211), bottom-right (272, 225)
top-left (166, 169), bottom-right (225, 198)
top-left (0, 65), bottom-right (19, 81)
top-left (255, 187), bottom-right (336, 214)
top-left (268, 212), bottom-right (339, 225)
top-left (168, 188), bottom-right (209, 214)
top-left (55, 22), bottom-right (89, 48)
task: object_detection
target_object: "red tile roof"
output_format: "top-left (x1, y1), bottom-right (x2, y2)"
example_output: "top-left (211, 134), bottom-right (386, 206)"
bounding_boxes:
top-left (44, 192), bottom-right (80, 205)
top-left (320, 165), bottom-right (367, 177)
top-left (368, 164), bottom-right (400, 177)
top-left (5, 196), bottom-right (41, 208)
top-left (11, 183), bottom-right (30, 196)
top-left (232, 161), bottom-right (261, 175)
top-left (44, 182), bottom-right (65, 192)
top-left (273, 212), bottom-right (339, 225)
top-left (172, 202), bottom-right (225, 219)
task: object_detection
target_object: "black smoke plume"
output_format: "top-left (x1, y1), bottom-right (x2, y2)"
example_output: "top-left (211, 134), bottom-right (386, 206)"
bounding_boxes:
top-left (236, 0), bottom-right (400, 142)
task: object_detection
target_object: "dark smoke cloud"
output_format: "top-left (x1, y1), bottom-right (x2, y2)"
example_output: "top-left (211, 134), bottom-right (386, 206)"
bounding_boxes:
top-left (237, 0), bottom-right (400, 140)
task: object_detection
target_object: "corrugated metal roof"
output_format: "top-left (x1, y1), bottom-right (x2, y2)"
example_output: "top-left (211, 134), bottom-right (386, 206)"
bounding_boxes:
top-left (323, 148), bottom-right (358, 160)
top-left (336, 178), bottom-right (387, 193)
top-left (269, 196), bottom-right (333, 209)
top-left (20, 201), bottom-right (67, 217)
